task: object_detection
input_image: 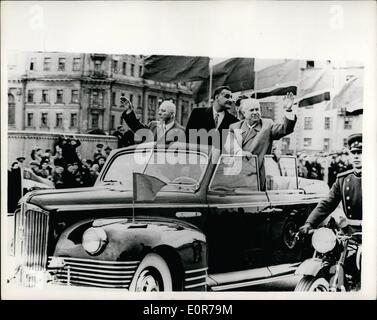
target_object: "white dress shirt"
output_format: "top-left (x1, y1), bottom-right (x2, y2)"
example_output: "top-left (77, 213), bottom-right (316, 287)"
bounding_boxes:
top-left (213, 107), bottom-right (225, 129)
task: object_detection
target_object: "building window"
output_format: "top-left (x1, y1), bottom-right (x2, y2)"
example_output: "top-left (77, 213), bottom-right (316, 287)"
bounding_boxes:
top-left (112, 60), bottom-right (118, 73)
top-left (344, 117), bottom-right (352, 129)
top-left (122, 62), bottom-right (127, 75)
top-left (139, 66), bottom-right (143, 77)
top-left (129, 94), bottom-right (133, 105)
top-left (58, 58), bottom-right (66, 71)
top-left (323, 138), bottom-right (330, 152)
top-left (27, 113), bottom-right (34, 127)
top-left (27, 90), bottom-right (34, 103)
top-left (91, 90), bottom-right (103, 108)
top-left (41, 112), bottom-right (48, 127)
top-left (56, 113), bottom-right (63, 128)
top-left (303, 138), bottom-right (312, 148)
top-left (137, 95), bottom-right (142, 108)
top-left (147, 95), bottom-right (157, 122)
top-left (324, 117), bottom-right (330, 130)
top-left (282, 137), bottom-right (290, 150)
top-left (304, 117), bottom-right (313, 130)
top-left (73, 58), bottom-right (81, 71)
top-left (306, 60), bottom-right (315, 68)
top-left (94, 60), bottom-right (102, 71)
top-left (112, 92), bottom-right (116, 106)
top-left (29, 58), bottom-right (36, 71)
top-left (8, 94), bottom-right (15, 125)
top-left (70, 113), bottom-right (78, 127)
top-left (130, 64), bottom-right (135, 76)
top-left (91, 113), bottom-right (99, 128)
top-left (111, 115), bottom-right (115, 130)
top-left (71, 90), bottom-right (79, 103)
top-left (43, 57), bottom-right (51, 71)
top-left (56, 89), bottom-right (64, 104)
top-left (41, 90), bottom-right (49, 103)
top-left (343, 138), bottom-right (348, 147)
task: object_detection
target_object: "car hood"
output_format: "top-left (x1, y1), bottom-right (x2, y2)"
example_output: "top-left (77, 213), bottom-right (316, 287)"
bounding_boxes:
top-left (26, 186), bottom-right (135, 211)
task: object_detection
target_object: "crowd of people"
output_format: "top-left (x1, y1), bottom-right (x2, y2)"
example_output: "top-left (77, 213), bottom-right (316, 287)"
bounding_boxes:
top-left (297, 150), bottom-right (353, 187)
top-left (9, 136), bottom-right (114, 189)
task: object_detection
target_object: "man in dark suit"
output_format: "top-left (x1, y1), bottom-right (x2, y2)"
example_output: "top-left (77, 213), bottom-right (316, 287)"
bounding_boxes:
top-left (185, 86), bottom-right (238, 148)
top-left (121, 97), bottom-right (185, 144)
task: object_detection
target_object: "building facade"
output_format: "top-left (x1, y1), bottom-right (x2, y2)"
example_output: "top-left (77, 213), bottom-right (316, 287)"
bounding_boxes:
top-left (7, 52), bottom-right (195, 134)
top-left (233, 59), bottom-right (364, 155)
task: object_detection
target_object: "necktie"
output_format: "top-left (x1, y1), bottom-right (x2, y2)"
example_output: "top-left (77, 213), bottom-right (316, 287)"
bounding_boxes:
top-left (214, 113), bottom-right (219, 128)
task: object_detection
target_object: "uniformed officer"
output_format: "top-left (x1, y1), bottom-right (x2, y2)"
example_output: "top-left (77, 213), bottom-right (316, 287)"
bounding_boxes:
top-left (300, 133), bottom-right (362, 233)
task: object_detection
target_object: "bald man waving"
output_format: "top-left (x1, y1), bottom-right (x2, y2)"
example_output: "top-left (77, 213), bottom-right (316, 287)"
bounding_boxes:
top-left (121, 97), bottom-right (185, 144)
top-left (225, 93), bottom-right (297, 188)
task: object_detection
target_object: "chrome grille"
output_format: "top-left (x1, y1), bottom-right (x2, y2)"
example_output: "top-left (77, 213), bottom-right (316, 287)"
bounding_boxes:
top-left (14, 204), bottom-right (50, 287)
top-left (48, 257), bottom-right (140, 289)
top-left (184, 267), bottom-right (208, 291)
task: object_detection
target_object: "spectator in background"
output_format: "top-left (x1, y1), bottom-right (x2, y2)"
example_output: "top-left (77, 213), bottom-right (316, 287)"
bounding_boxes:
top-left (39, 160), bottom-right (52, 179)
top-left (297, 153), bottom-right (309, 178)
top-left (58, 135), bottom-right (81, 166)
top-left (30, 161), bottom-right (41, 176)
top-left (80, 161), bottom-right (94, 187)
top-left (97, 156), bottom-right (106, 172)
top-left (93, 143), bottom-right (105, 161)
top-left (53, 145), bottom-right (66, 168)
top-left (328, 155), bottom-right (338, 187)
top-left (31, 148), bottom-right (44, 164)
top-left (52, 166), bottom-right (64, 189)
top-left (104, 146), bottom-right (112, 158)
top-left (62, 163), bottom-right (79, 188)
top-left (16, 157), bottom-right (26, 168)
top-left (90, 163), bottom-right (100, 182)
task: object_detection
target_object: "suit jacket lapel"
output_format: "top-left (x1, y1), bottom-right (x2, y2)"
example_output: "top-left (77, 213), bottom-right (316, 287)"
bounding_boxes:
top-left (242, 120), bottom-right (261, 147)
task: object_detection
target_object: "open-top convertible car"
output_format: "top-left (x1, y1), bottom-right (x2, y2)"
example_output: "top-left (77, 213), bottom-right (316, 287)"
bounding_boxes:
top-left (9, 142), bottom-right (328, 291)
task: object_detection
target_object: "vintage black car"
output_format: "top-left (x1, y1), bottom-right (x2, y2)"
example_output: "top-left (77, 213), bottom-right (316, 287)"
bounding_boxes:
top-left (10, 142), bottom-right (329, 291)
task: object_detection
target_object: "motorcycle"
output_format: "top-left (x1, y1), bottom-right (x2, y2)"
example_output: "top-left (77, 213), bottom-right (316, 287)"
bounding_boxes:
top-left (294, 221), bottom-right (362, 292)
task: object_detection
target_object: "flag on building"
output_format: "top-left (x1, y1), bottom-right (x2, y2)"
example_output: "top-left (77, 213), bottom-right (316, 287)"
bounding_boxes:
top-left (298, 67), bottom-right (333, 108)
top-left (193, 58), bottom-right (255, 103)
top-left (332, 75), bottom-right (363, 115)
top-left (142, 55), bottom-right (210, 82)
top-left (133, 172), bottom-right (167, 202)
top-left (250, 60), bottom-right (300, 99)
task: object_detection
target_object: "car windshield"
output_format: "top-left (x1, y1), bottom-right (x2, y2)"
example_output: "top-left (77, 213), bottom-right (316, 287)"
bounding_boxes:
top-left (210, 155), bottom-right (259, 193)
top-left (99, 149), bottom-right (208, 190)
top-left (144, 150), bottom-right (208, 186)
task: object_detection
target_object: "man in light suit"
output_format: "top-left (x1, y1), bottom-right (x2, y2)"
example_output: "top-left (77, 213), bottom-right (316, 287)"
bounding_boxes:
top-left (121, 97), bottom-right (185, 145)
top-left (225, 93), bottom-right (297, 189)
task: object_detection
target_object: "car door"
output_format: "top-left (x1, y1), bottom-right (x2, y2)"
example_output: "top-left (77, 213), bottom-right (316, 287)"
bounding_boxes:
top-left (205, 154), bottom-right (272, 273)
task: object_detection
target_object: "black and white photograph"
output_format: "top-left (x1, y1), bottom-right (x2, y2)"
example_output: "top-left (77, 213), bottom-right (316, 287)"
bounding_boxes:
top-left (1, 1), bottom-right (376, 301)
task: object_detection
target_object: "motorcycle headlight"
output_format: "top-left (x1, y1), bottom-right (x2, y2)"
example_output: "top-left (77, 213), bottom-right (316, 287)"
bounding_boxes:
top-left (82, 227), bottom-right (108, 255)
top-left (312, 227), bottom-right (337, 253)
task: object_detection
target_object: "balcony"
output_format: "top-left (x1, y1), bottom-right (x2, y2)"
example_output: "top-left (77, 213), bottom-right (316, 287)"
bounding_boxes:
top-left (90, 70), bottom-right (107, 79)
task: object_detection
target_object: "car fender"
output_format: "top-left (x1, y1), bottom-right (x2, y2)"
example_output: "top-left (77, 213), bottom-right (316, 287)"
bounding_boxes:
top-left (54, 217), bottom-right (207, 276)
top-left (295, 258), bottom-right (326, 276)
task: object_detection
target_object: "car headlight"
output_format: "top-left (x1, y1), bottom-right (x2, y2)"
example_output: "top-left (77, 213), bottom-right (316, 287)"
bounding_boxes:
top-left (312, 227), bottom-right (337, 253)
top-left (82, 227), bottom-right (108, 255)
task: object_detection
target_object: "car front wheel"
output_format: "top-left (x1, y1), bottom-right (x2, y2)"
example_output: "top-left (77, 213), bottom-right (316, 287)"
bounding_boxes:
top-left (295, 275), bottom-right (329, 292)
top-left (130, 253), bottom-right (173, 292)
